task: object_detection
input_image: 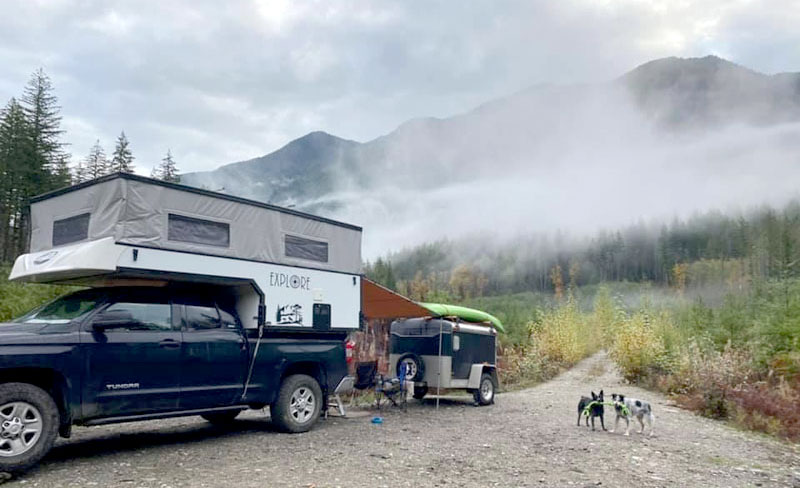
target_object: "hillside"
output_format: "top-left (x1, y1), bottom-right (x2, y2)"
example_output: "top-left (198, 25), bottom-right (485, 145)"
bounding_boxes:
top-left (622, 55), bottom-right (800, 127)
top-left (182, 55), bottom-right (800, 211)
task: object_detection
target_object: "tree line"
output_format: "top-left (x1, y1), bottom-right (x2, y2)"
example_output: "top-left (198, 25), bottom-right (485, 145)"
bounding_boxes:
top-left (0, 68), bottom-right (181, 263)
top-left (365, 201), bottom-right (800, 300)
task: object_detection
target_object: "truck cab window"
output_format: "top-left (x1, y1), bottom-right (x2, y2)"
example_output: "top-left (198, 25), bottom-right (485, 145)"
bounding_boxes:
top-left (103, 302), bottom-right (172, 332)
top-left (16, 289), bottom-right (103, 325)
top-left (218, 308), bottom-right (239, 330)
top-left (185, 305), bottom-right (221, 330)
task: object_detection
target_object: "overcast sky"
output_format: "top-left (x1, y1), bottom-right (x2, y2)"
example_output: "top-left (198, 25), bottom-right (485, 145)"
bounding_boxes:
top-left (1, 0), bottom-right (798, 175)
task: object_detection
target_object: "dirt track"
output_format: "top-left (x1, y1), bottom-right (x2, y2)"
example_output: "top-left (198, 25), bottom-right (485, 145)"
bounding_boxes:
top-left (7, 353), bottom-right (800, 487)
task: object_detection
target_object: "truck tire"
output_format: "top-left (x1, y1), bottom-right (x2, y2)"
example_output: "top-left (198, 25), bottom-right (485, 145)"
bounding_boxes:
top-left (396, 353), bottom-right (425, 382)
top-left (201, 410), bottom-right (242, 425)
top-left (0, 383), bottom-right (60, 473)
top-left (473, 373), bottom-right (496, 406)
top-left (270, 374), bottom-right (322, 433)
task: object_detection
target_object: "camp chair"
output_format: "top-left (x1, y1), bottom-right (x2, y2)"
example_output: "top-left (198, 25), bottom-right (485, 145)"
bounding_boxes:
top-left (375, 361), bottom-right (408, 410)
top-left (346, 360), bottom-right (379, 407)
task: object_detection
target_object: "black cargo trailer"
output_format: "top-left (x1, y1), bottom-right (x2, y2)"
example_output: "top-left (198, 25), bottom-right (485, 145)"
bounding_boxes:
top-left (389, 317), bottom-right (498, 405)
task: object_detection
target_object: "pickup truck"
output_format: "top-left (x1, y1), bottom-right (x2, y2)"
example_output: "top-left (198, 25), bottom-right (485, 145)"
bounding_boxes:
top-left (0, 286), bottom-right (348, 473)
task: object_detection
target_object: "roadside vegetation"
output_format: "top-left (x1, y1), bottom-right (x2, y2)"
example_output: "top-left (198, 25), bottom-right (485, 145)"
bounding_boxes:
top-left (464, 281), bottom-right (800, 442)
top-left (0, 267), bottom-right (76, 321)
top-left (603, 279), bottom-right (800, 441)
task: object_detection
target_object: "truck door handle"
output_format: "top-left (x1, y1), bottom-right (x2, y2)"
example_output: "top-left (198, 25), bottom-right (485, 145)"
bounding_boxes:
top-left (159, 339), bottom-right (180, 349)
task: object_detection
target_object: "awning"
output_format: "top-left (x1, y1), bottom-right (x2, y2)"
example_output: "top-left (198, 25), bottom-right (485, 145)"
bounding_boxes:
top-left (361, 278), bottom-right (431, 320)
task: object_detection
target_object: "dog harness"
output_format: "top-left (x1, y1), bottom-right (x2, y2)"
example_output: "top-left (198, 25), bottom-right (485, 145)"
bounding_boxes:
top-left (582, 401), bottom-right (630, 418)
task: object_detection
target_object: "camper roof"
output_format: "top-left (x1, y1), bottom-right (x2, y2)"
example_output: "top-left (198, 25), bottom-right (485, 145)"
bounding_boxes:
top-left (31, 172), bottom-right (361, 231)
top-left (27, 173), bottom-right (362, 274)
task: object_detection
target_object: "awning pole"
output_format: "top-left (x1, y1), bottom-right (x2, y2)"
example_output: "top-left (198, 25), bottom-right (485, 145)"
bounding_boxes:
top-left (436, 317), bottom-right (443, 410)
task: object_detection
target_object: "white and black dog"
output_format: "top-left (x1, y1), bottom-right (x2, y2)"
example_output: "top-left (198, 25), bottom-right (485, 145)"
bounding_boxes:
top-left (610, 393), bottom-right (655, 437)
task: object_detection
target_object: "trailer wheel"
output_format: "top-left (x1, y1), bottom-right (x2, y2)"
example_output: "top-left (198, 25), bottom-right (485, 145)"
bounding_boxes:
top-left (473, 373), bottom-right (496, 406)
top-left (270, 374), bottom-right (322, 433)
top-left (0, 383), bottom-right (60, 473)
top-left (412, 384), bottom-right (428, 400)
top-left (397, 353), bottom-right (425, 382)
top-left (201, 410), bottom-right (242, 425)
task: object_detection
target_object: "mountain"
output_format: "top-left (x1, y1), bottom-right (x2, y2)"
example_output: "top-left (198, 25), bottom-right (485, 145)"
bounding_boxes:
top-left (181, 56), bottom-right (800, 227)
top-left (183, 131), bottom-right (362, 209)
top-left (622, 55), bottom-right (800, 127)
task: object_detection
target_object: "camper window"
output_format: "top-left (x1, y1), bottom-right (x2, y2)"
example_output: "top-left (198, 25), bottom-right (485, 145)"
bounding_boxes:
top-left (52, 213), bottom-right (90, 246)
top-left (167, 214), bottom-right (230, 248)
top-left (285, 234), bottom-right (328, 263)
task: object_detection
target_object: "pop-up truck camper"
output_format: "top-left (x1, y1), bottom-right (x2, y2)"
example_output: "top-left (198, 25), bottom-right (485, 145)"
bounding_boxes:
top-left (0, 173), bottom-right (363, 472)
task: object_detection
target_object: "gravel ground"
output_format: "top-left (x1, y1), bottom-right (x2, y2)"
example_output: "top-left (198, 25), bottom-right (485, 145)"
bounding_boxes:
top-left (6, 352), bottom-right (800, 487)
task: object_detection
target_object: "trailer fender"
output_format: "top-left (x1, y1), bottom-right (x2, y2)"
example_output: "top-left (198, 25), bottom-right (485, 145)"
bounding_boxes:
top-left (467, 364), bottom-right (495, 390)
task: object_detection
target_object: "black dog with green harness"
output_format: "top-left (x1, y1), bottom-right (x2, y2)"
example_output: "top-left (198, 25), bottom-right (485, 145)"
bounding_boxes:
top-left (577, 390), bottom-right (606, 431)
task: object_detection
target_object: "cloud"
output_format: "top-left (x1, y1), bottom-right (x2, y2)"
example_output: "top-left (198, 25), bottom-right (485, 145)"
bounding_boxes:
top-left (0, 0), bottom-right (797, 177)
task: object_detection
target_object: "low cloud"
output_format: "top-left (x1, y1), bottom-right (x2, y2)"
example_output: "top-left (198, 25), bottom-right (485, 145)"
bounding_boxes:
top-left (1, 0), bottom-right (798, 175)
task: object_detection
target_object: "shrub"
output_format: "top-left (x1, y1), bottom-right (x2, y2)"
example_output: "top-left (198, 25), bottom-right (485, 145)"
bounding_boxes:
top-left (0, 268), bottom-right (78, 322)
top-left (728, 378), bottom-right (800, 440)
top-left (529, 295), bottom-right (598, 366)
top-left (608, 309), bottom-right (670, 382)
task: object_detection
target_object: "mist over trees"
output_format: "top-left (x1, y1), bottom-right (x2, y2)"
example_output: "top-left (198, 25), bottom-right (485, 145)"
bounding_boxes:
top-left (365, 201), bottom-right (800, 301)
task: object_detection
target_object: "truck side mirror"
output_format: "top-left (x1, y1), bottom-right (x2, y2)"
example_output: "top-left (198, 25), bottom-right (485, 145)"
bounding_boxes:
top-left (92, 309), bottom-right (135, 331)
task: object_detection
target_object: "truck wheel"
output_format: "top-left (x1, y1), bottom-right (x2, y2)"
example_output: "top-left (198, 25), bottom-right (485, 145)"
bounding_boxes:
top-left (397, 353), bottom-right (425, 382)
top-left (270, 374), bottom-right (322, 433)
top-left (0, 383), bottom-right (59, 473)
top-left (412, 384), bottom-right (428, 400)
top-left (473, 373), bottom-right (496, 406)
top-left (201, 410), bottom-right (242, 425)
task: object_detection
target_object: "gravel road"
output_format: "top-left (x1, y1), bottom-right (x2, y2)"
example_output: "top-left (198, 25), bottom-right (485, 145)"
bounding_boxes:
top-left (6, 353), bottom-right (800, 487)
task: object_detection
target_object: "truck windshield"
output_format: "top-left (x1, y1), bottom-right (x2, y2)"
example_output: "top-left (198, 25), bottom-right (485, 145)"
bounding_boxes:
top-left (16, 289), bottom-right (104, 325)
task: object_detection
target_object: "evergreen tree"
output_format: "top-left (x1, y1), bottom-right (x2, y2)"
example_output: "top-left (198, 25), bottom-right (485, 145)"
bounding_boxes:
top-left (0, 98), bottom-right (35, 261)
top-left (83, 140), bottom-right (109, 180)
top-left (110, 131), bottom-right (135, 173)
top-left (152, 149), bottom-right (180, 183)
top-left (20, 68), bottom-right (69, 189)
top-left (72, 159), bottom-right (88, 184)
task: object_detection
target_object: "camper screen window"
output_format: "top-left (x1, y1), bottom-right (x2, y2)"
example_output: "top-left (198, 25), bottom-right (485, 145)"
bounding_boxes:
top-left (168, 214), bottom-right (230, 248)
top-left (285, 235), bottom-right (328, 263)
top-left (52, 213), bottom-right (90, 246)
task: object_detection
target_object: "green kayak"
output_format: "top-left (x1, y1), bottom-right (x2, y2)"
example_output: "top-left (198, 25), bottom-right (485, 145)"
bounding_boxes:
top-left (418, 302), bottom-right (505, 333)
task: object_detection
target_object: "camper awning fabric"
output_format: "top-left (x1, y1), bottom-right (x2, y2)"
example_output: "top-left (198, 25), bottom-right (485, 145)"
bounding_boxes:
top-left (361, 278), bottom-right (431, 319)
top-left (28, 174), bottom-right (362, 274)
